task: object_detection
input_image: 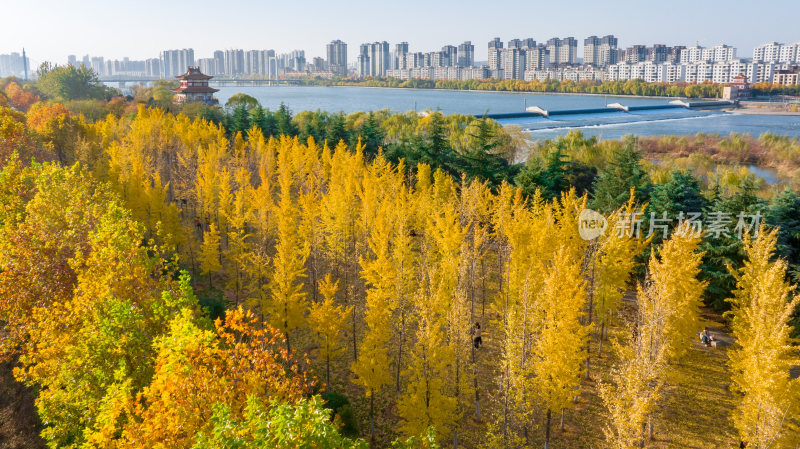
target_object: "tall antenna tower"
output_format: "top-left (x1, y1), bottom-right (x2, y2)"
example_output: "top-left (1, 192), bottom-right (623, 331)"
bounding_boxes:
top-left (22, 48), bottom-right (28, 80)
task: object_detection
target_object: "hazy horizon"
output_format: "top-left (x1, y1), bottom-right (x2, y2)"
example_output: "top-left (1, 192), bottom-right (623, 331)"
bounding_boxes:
top-left (2, 0), bottom-right (800, 66)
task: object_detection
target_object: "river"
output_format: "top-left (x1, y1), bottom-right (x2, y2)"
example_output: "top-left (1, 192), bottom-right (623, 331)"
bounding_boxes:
top-left (91, 81), bottom-right (776, 141)
top-left (211, 85), bottom-right (800, 140)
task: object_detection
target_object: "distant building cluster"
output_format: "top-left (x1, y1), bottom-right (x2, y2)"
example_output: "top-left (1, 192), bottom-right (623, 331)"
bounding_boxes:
top-left (0, 50), bottom-right (30, 79)
top-left (66, 53), bottom-right (161, 78)
top-left (189, 48), bottom-right (308, 79)
top-left (381, 37), bottom-right (800, 86)
top-left (5, 36), bottom-right (799, 87)
top-left (59, 47), bottom-right (311, 80)
top-left (383, 41), bottom-right (483, 80)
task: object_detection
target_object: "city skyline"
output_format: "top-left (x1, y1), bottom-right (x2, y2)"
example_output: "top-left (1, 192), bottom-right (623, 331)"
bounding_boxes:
top-left (4, 38), bottom-right (799, 86)
top-left (2, 0), bottom-right (800, 65)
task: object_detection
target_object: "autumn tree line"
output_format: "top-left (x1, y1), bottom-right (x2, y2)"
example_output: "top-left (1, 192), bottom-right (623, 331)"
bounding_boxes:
top-left (0, 72), bottom-right (799, 448)
top-left (303, 74), bottom-right (800, 98)
top-left (301, 77), bottom-right (727, 99)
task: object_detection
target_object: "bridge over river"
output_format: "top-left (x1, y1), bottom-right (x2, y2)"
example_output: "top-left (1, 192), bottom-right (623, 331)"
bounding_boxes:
top-left (101, 78), bottom-right (304, 87)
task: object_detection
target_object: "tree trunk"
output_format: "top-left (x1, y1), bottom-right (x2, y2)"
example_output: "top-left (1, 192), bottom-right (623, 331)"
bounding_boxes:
top-left (560, 408), bottom-right (565, 431)
top-left (640, 421), bottom-right (646, 448)
top-left (326, 352), bottom-right (331, 387)
top-left (503, 372), bottom-right (509, 447)
top-left (597, 323), bottom-right (605, 356)
top-left (648, 415), bottom-right (654, 441)
top-left (474, 375), bottom-right (481, 421)
top-left (453, 429), bottom-right (458, 449)
top-left (370, 392), bottom-right (375, 445)
top-left (544, 408), bottom-right (552, 449)
top-left (351, 293), bottom-right (358, 362)
top-left (396, 312), bottom-right (405, 392)
top-left (585, 246), bottom-right (596, 379)
top-left (481, 258), bottom-right (487, 318)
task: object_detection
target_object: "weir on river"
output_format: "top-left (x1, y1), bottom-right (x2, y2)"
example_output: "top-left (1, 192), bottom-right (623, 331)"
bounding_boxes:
top-left (480, 100), bottom-right (734, 120)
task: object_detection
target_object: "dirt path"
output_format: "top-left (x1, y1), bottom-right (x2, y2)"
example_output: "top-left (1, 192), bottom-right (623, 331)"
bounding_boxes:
top-left (0, 357), bottom-right (45, 449)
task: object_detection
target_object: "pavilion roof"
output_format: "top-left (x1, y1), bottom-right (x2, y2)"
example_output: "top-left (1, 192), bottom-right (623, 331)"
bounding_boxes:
top-left (176, 66), bottom-right (213, 80)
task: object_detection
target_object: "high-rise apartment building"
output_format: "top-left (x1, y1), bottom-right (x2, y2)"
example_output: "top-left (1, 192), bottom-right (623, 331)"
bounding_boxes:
top-left (525, 45), bottom-right (550, 71)
top-left (245, 50), bottom-right (261, 75)
top-left (546, 37), bottom-right (578, 66)
top-left (499, 38), bottom-right (537, 79)
top-left (371, 42), bottom-right (390, 77)
top-left (753, 42), bottom-right (781, 62)
top-left (668, 46), bottom-right (685, 63)
top-left (441, 45), bottom-right (458, 67)
top-left (584, 35), bottom-right (618, 66)
top-left (310, 57), bottom-right (326, 71)
top-left (104, 57), bottom-right (146, 77)
top-left (213, 51), bottom-right (224, 74)
top-left (197, 58), bottom-right (219, 76)
top-left (327, 40), bottom-right (348, 76)
top-left (704, 44), bottom-right (736, 62)
top-left (285, 50), bottom-right (306, 72)
top-left (0, 52), bottom-right (30, 78)
top-left (680, 45), bottom-right (703, 64)
top-left (161, 48), bottom-right (195, 78)
top-left (648, 44), bottom-right (669, 63)
top-left (583, 36), bottom-right (599, 65)
top-left (457, 41), bottom-right (474, 67)
top-left (624, 45), bottom-right (648, 63)
top-left (358, 44), bottom-right (370, 77)
top-left (358, 41), bottom-right (390, 77)
top-left (501, 47), bottom-right (525, 79)
top-left (679, 44), bottom-right (737, 64)
top-left (753, 41), bottom-right (800, 63)
top-left (778, 43), bottom-right (799, 63)
top-left (223, 49), bottom-right (245, 76)
top-left (428, 51), bottom-right (446, 67)
top-left (91, 56), bottom-right (106, 76)
top-left (144, 58), bottom-right (161, 77)
top-left (394, 42), bottom-right (409, 69)
top-left (488, 37), bottom-right (503, 76)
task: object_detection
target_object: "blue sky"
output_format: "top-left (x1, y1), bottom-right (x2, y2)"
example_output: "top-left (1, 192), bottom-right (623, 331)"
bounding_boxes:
top-left (2, 0), bottom-right (799, 65)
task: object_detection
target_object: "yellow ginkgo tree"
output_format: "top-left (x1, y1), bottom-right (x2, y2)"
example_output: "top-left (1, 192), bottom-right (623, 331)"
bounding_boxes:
top-left (308, 274), bottom-right (351, 388)
top-left (727, 227), bottom-right (800, 449)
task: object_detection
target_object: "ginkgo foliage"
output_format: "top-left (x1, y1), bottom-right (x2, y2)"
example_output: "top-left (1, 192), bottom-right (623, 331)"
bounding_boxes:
top-left (2, 102), bottom-right (798, 449)
top-left (727, 228), bottom-right (800, 449)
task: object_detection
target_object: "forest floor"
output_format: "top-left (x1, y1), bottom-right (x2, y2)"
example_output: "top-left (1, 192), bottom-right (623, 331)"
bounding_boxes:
top-left (331, 300), bottom-right (745, 449)
top-left (464, 306), bottom-right (740, 449)
top-left (0, 355), bottom-right (45, 449)
top-left (0, 303), bottom-right (787, 449)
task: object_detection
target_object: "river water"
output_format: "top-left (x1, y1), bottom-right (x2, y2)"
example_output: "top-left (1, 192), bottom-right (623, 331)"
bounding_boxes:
top-left (208, 85), bottom-right (800, 140)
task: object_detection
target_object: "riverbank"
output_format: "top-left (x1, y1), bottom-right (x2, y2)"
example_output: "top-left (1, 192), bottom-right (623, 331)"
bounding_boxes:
top-left (732, 101), bottom-right (800, 116)
top-left (313, 84), bottom-right (684, 101)
top-left (294, 76), bottom-right (723, 99)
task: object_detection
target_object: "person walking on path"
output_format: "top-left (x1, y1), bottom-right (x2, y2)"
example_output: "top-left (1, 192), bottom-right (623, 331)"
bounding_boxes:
top-left (472, 322), bottom-right (483, 349)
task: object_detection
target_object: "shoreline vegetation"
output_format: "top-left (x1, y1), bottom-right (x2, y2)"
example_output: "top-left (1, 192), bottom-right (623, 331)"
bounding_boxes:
top-left (279, 83), bottom-right (685, 101)
top-left (1, 66), bottom-right (800, 449)
top-left (288, 76), bottom-right (724, 98)
top-left (216, 82), bottom-right (800, 116)
top-left (733, 100), bottom-right (800, 115)
top-left (290, 75), bottom-right (800, 99)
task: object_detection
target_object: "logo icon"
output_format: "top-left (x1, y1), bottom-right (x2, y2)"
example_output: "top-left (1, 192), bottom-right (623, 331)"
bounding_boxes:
top-left (578, 208), bottom-right (608, 241)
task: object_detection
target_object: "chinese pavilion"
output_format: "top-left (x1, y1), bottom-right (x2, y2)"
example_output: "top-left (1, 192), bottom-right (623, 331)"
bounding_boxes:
top-left (172, 67), bottom-right (219, 105)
